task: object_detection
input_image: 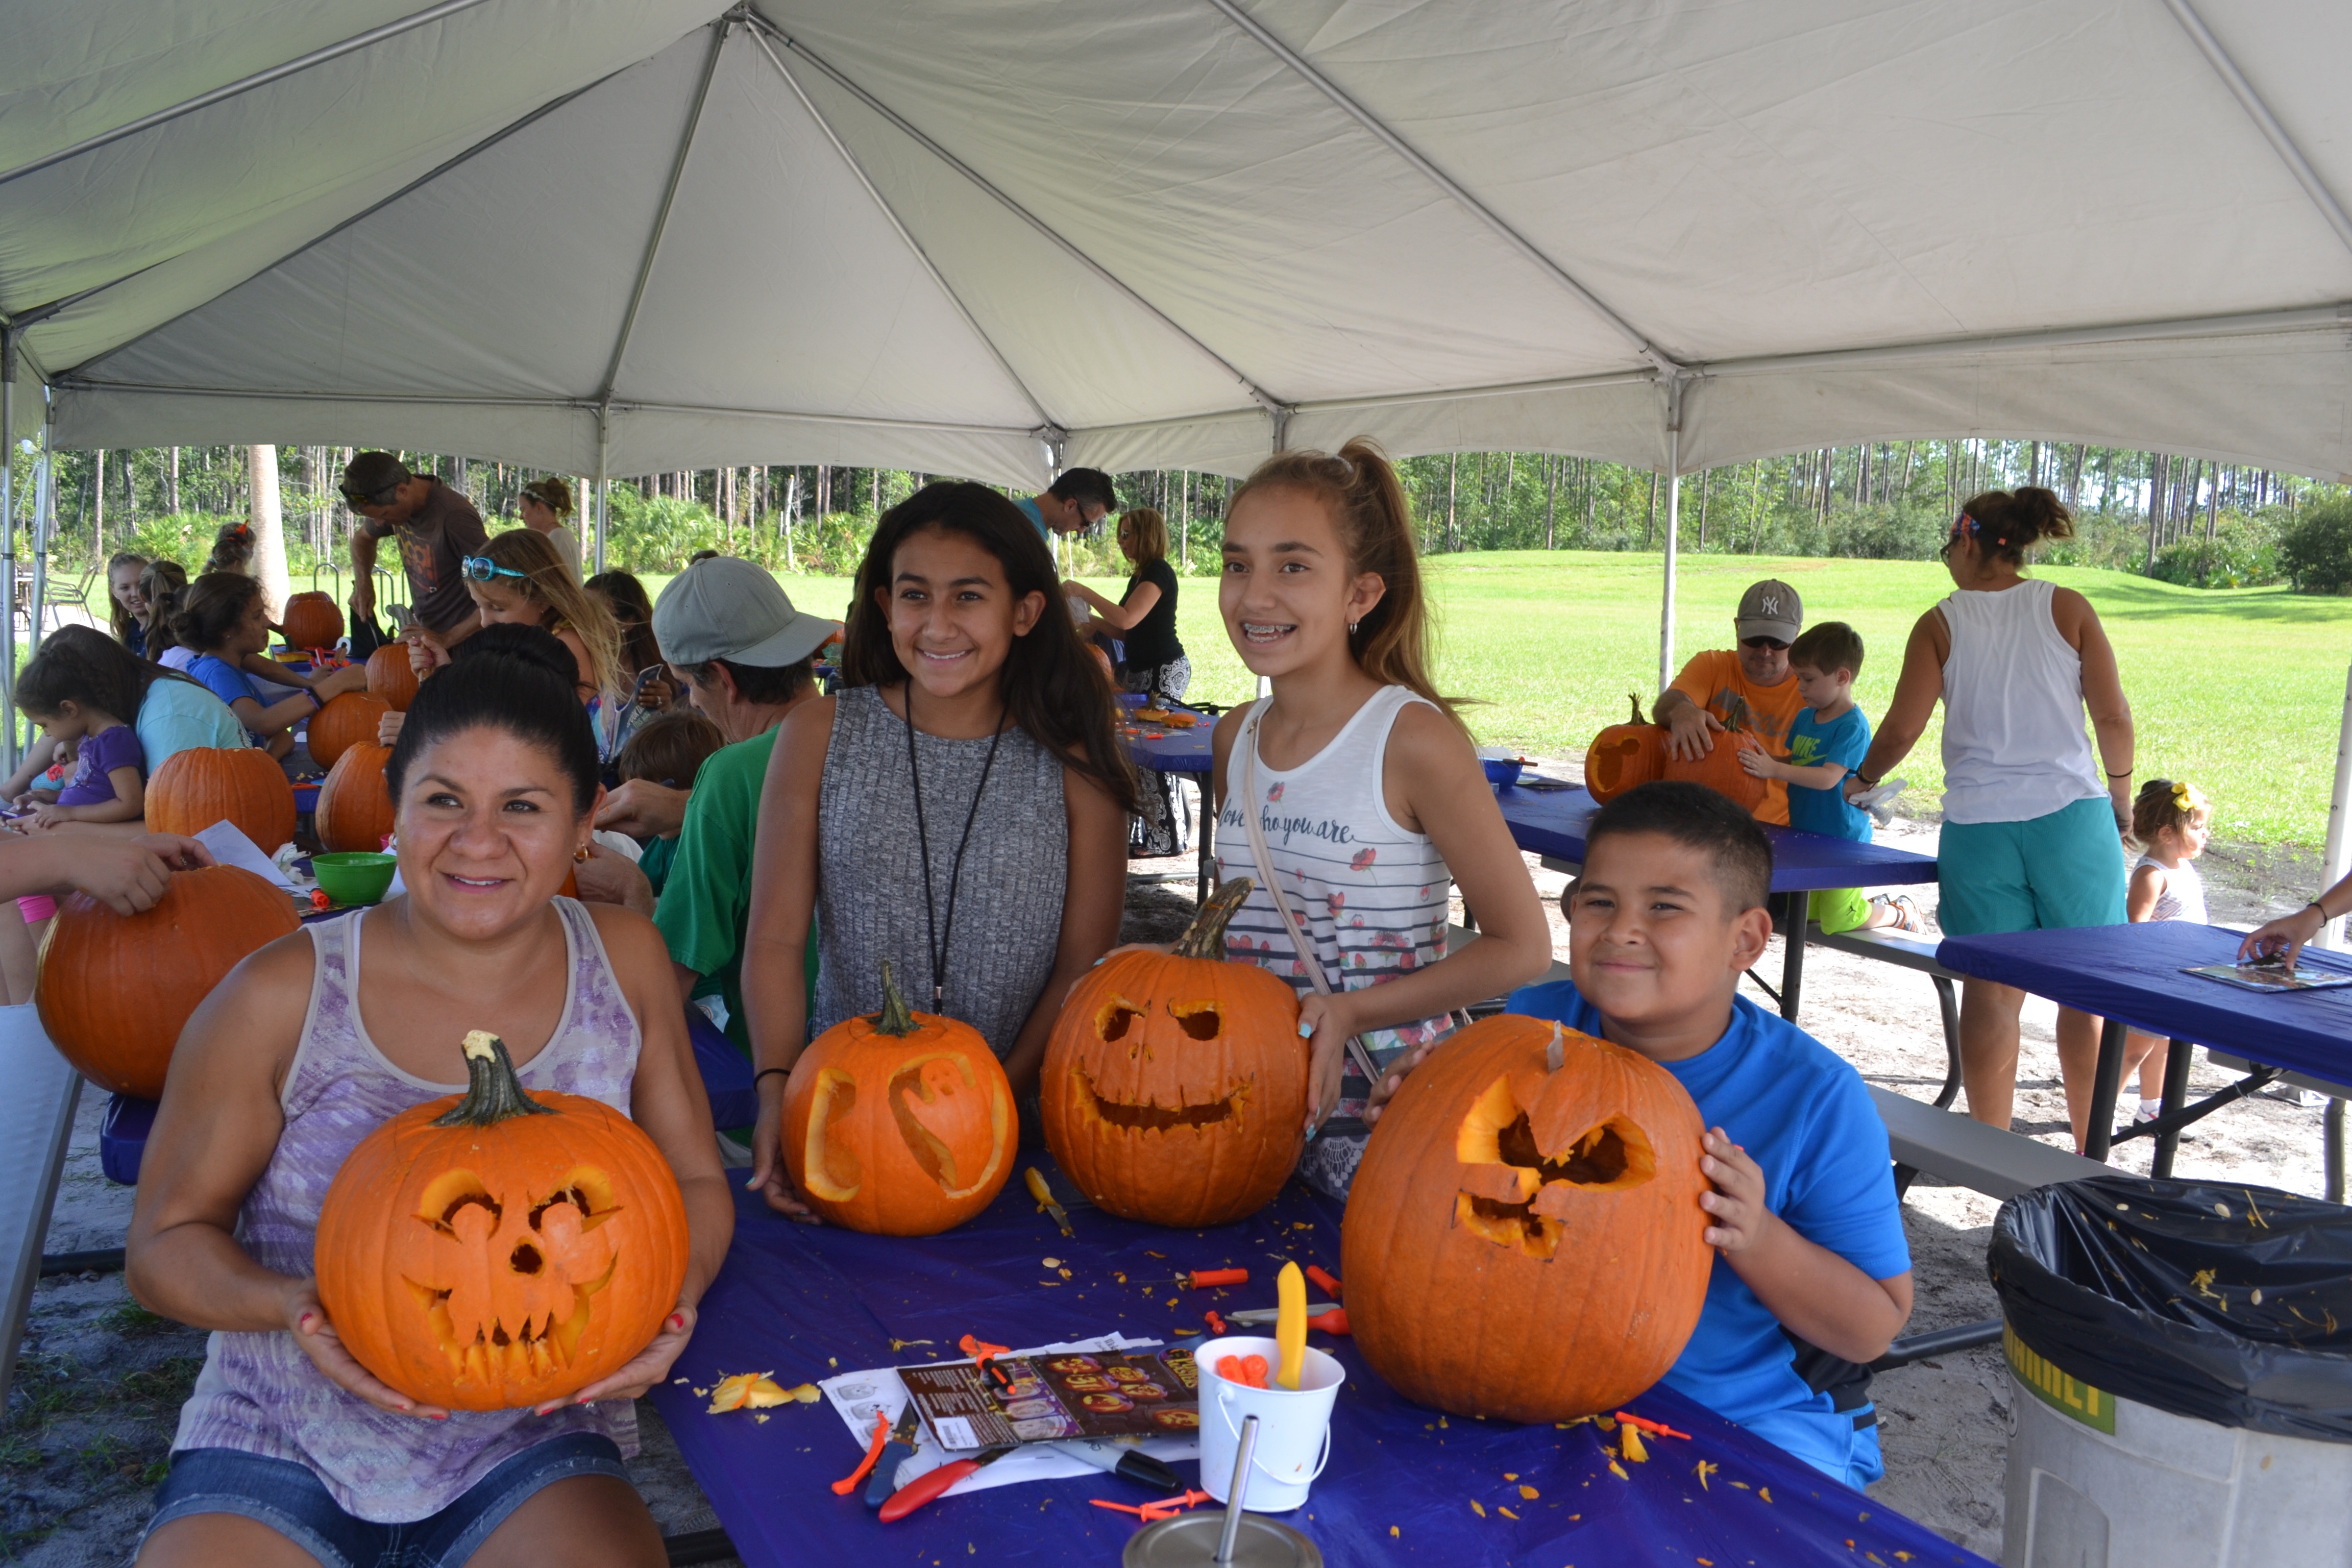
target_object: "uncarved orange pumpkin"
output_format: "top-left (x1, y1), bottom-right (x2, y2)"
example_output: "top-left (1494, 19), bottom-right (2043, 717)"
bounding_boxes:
top-left (309, 693), bottom-right (389, 770)
top-left (37, 864), bottom-right (301, 1097)
top-left (316, 1030), bottom-right (690, 1411)
top-left (1043, 878), bottom-right (1306, 1227)
top-left (1658, 695), bottom-right (1768, 814)
top-left (1584, 694), bottom-right (1666, 803)
top-left (1340, 1014), bottom-right (1710, 1423)
top-left (782, 962), bottom-right (1016, 1236)
top-left (316, 742), bottom-right (395, 853)
top-left (282, 592), bottom-right (344, 651)
top-left (366, 643), bottom-right (420, 710)
top-left (146, 745), bottom-right (297, 852)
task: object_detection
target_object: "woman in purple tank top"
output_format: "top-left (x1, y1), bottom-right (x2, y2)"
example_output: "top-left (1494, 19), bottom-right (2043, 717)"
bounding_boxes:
top-left (125, 627), bottom-right (732, 1568)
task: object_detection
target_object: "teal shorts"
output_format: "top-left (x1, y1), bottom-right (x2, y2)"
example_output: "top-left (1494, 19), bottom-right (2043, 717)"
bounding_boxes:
top-left (1937, 796), bottom-right (2126, 936)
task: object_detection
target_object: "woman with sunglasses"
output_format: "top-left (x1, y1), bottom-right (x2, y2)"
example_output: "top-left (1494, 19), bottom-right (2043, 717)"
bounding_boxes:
top-left (1845, 488), bottom-right (2134, 1151)
top-left (1653, 578), bottom-right (1812, 825)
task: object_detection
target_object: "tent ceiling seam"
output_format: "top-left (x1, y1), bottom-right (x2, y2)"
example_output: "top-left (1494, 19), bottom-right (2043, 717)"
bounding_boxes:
top-left (0, 0), bottom-right (500, 191)
top-left (598, 15), bottom-right (735, 407)
top-left (1699, 301), bottom-right (2352, 377)
top-left (1199, 0), bottom-right (1681, 380)
top-left (2162, 0), bottom-right (2352, 262)
top-left (746, 7), bottom-right (1292, 422)
top-left (46, 70), bottom-right (623, 384)
top-left (745, 28), bottom-right (1056, 432)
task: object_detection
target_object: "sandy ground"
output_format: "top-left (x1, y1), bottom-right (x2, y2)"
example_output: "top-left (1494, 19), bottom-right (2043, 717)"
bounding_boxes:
top-left (1, 783), bottom-right (2335, 1563)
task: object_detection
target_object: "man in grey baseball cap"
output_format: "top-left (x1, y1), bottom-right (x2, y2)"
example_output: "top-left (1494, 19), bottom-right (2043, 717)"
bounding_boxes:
top-left (1651, 578), bottom-right (1808, 825)
top-left (588, 557), bottom-right (840, 1060)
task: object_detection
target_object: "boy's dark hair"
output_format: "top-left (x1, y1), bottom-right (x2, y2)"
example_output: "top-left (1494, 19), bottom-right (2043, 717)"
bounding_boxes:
top-left (386, 623), bottom-right (600, 814)
top-left (1585, 781), bottom-right (1773, 914)
top-left (844, 480), bottom-right (1137, 814)
top-left (1046, 467), bottom-right (1117, 514)
top-left (1788, 621), bottom-right (1864, 681)
top-left (682, 656), bottom-right (813, 708)
top-left (616, 709), bottom-right (725, 790)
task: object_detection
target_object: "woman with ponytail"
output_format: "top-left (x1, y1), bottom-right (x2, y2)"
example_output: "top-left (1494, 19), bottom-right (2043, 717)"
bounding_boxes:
top-left (1846, 487), bottom-right (2135, 1150)
top-left (1207, 439), bottom-right (1550, 1199)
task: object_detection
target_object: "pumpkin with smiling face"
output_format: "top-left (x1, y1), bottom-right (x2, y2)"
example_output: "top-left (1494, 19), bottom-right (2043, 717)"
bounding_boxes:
top-left (782, 962), bottom-right (1016, 1236)
top-left (1042, 878), bottom-right (1305, 1228)
top-left (1341, 1014), bottom-right (1709, 1422)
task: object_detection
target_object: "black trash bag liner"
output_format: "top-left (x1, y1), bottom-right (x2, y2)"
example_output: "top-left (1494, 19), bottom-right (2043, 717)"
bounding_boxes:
top-left (1991, 1172), bottom-right (2352, 1442)
top-left (347, 607), bottom-right (388, 660)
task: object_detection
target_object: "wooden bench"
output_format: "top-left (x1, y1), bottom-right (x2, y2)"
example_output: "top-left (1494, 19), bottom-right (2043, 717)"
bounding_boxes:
top-left (1810, 923), bottom-right (1965, 1108)
top-left (1869, 1084), bottom-right (2110, 1200)
top-left (0, 1004), bottom-right (84, 1407)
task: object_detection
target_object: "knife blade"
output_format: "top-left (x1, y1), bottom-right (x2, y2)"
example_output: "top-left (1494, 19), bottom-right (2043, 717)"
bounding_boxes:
top-left (878, 1444), bottom-right (1015, 1522)
top-left (1052, 1436), bottom-right (1183, 1493)
top-left (864, 1406), bottom-right (924, 1508)
top-left (1025, 1166), bottom-right (1074, 1237)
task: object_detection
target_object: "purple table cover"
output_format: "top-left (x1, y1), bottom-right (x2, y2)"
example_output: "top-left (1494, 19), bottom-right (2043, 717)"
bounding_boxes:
top-left (1937, 921), bottom-right (2352, 1092)
top-left (1495, 782), bottom-right (1939, 893)
top-left (653, 1167), bottom-right (1987, 1567)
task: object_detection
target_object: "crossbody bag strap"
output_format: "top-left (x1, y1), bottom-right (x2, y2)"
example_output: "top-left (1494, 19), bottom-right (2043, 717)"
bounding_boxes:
top-left (1237, 701), bottom-right (1383, 1088)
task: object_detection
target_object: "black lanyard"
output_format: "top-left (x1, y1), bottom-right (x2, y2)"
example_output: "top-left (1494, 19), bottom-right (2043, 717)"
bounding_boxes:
top-left (902, 684), bottom-right (1008, 1010)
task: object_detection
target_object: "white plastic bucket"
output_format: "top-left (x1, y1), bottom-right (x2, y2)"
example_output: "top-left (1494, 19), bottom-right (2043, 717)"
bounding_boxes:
top-left (1194, 1334), bottom-right (1341, 1513)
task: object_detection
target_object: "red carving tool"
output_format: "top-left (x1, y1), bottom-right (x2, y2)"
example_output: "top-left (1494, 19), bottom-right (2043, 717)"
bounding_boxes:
top-left (1305, 1264), bottom-right (1343, 1299)
top-left (1227, 1303), bottom-right (1350, 1336)
top-left (958, 1333), bottom-right (1014, 1393)
top-left (830, 1408), bottom-right (891, 1496)
top-left (1615, 1410), bottom-right (1693, 1440)
top-left (878, 1445), bottom-right (1015, 1522)
top-left (1134, 1268), bottom-right (1246, 1290)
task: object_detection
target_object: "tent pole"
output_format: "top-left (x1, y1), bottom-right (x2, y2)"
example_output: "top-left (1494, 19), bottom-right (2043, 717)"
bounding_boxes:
top-left (1657, 378), bottom-right (1684, 694)
top-left (594, 410), bottom-right (610, 577)
top-left (27, 401), bottom-right (50, 669)
top-left (0, 326), bottom-right (15, 772)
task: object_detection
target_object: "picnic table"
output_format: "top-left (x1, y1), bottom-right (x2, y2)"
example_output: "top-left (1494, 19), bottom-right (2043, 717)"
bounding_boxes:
top-left (1937, 922), bottom-right (2351, 1193)
top-left (652, 1162), bottom-right (1990, 1568)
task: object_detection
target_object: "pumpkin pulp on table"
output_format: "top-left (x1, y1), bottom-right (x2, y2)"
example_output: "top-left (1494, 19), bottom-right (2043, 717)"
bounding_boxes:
top-left (1042, 877), bottom-right (1306, 1228)
top-left (316, 1031), bottom-right (690, 1411)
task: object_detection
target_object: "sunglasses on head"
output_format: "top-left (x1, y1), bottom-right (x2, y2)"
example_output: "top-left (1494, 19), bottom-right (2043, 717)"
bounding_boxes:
top-left (460, 556), bottom-right (527, 582)
top-left (1741, 636), bottom-right (1790, 651)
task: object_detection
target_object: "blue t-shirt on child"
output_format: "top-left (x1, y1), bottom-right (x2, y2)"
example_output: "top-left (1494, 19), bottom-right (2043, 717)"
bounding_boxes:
top-left (1505, 977), bottom-right (1910, 1488)
top-left (186, 654), bottom-right (269, 743)
top-left (1784, 704), bottom-right (1871, 841)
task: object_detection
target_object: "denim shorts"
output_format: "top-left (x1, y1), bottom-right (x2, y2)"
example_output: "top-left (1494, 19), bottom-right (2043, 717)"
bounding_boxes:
top-left (142, 1433), bottom-right (630, 1568)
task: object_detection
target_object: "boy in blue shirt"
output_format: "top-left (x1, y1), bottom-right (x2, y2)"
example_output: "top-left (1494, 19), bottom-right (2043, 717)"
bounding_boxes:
top-left (1738, 620), bottom-right (1916, 935)
top-left (1506, 781), bottom-right (1913, 1487)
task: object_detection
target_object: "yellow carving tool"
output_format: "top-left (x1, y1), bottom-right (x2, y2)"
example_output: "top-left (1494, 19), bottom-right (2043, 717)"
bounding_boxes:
top-left (1025, 1166), bottom-right (1074, 1237)
top-left (1274, 1261), bottom-right (1307, 1390)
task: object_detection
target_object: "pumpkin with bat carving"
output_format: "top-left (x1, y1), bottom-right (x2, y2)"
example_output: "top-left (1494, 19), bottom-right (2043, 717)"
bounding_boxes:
top-left (781, 962), bottom-right (1016, 1236)
top-left (1340, 1014), bottom-right (1710, 1422)
top-left (315, 1031), bottom-right (690, 1411)
top-left (1042, 878), bottom-right (1306, 1228)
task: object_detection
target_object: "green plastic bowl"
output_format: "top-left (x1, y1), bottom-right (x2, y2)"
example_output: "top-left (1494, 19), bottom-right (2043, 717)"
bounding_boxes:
top-left (312, 851), bottom-right (397, 907)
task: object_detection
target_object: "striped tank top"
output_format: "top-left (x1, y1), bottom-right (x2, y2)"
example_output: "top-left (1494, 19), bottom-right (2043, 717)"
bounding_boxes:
top-left (1215, 687), bottom-right (1454, 1120)
top-left (171, 898), bottom-right (646, 1522)
top-left (2135, 854), bottom-right (2207, 924)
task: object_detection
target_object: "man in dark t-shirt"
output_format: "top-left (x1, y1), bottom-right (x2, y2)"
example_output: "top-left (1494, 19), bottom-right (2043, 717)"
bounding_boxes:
top-left (340, 451), bottom-right (490, 644)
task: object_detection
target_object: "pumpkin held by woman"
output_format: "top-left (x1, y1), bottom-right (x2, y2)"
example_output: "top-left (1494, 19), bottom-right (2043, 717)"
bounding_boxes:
top-left (281, 592), bottom-right (344, 652)
top-left (315, 741), bottom-right (395, 853)
top-left (145, 746), bottom-right (298, 854)
top-left (1583, 694), bottom-right (1666, 804)
top-left (1042, 878), bottom-right (1306, 1228)
top-left (781, 963), bottom-right (1016, 1236)
top-left (316, 1031), bottom-right (690, 1411)
top-left (37, 864), bottom-right (301, 1098)
top-left (1340, 1014), bottom-right (1710, 1422)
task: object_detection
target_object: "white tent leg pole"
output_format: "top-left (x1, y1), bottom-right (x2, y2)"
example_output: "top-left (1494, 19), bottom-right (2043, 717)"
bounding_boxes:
top-left (1657, 382), bottom-right (1683, 694)
top-left (2321, 662), bottom-right (2352, 950)
top-left (27, 401), bottom-right (50, 663)
top-left (0, 328), bottom-right (16, 773)
top-left (594, 413), bottom-right (610, 577)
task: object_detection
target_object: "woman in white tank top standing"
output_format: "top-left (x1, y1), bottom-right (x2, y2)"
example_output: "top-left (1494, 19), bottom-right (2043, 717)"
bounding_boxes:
top-left (1846, 488), bottom-right (2135, 1152)
top-left (1210, 440), bottom-right (1551, 1199)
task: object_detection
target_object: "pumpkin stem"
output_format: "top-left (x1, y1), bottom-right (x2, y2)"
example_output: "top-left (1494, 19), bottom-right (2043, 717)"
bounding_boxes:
top-left (1172, 877), bottom-right (1256, 960)
top-left (432, 1031), bottom-right (555, 1127)
top-left (869, 959), bottom-right (919, 1036)
top-left (1627, 693), bottom-right (1644, 725)
top-left (1545, 1021), bottom-right (1565, 1074)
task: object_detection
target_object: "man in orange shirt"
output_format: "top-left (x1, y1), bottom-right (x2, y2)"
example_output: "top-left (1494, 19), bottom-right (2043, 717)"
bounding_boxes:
top-left (1655, 579), bottom-right (1807, 825)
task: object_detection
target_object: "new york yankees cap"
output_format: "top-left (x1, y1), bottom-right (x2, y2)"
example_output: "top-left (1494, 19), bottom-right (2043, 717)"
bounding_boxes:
top-left (1734, 579), bottom-right (1803, 644)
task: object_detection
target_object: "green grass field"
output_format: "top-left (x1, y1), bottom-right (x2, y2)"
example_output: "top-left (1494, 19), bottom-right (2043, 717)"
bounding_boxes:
top-left (712, 552), bottom-right (2352, 847)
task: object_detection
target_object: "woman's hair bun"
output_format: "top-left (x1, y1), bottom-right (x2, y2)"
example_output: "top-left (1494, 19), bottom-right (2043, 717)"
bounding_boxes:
top-left (2007, 485), bottom-right (2074, 545)
top-left (451, 622), bottom-right (578, 683)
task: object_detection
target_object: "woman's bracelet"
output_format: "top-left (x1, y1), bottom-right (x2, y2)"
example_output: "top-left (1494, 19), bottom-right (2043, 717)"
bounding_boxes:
top-left (1853, 770), bottom-right (1879, 790)
top-left (2105, 766), bottom-right (2132, 778)
top-left (753, 1066), bottom-right (789, 1088)
top-left (2310, 899), bottom-right (2334, 924)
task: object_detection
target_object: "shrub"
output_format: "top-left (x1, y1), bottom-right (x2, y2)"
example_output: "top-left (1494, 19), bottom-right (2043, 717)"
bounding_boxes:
top-left (2282, 499), bottom-right (2352, 594)
top-left (2151, 521), bottom-right (2281, 589)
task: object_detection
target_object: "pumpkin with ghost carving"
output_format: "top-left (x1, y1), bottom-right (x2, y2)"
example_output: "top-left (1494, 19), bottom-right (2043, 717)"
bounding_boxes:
top-left (1340, 1014), bottom-right (1710, 1422)
top-left (782, 963), bottom-right (1017, 1236)
top-left (315, 1031), bottom-right (690, 1411)
top-left (1043, 878), bottom-right (1306, 1228)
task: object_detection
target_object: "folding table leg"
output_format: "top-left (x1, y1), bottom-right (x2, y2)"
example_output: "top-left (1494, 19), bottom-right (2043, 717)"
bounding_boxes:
top-left (1930, 976), bottom-right (1963, 1110)
top-left (2151, 1037), bottom-right (2194, 1180)
top-left (2083, 1018), bottom-right (2128, 1162)
top-left (2328, 1098), bottom-right (2345, 1205)
top-left (1194, 788), bottom-right (1216, 904)
top-left (1778, 892), bottom-right (1805, 1022)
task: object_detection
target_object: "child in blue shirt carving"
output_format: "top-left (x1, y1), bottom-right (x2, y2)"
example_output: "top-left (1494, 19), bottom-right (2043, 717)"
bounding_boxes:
top-left (1738, 620), bottom-right (1917, 935)
top-left (1508, 781), bottom-right (1913, 1488)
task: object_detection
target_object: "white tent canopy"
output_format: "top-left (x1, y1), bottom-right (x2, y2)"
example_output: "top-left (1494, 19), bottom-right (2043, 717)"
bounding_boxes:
top-left (7, 0), bottom-right (2352, 494)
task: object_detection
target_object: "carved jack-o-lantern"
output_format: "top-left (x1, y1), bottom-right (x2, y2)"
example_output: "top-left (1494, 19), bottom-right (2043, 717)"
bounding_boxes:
top-left (1341, 1015), bottom-right (1710, 1422)
top-left (782, 962), bottom-right (1017, 1236)
top-left (316, 1031), bottom-right (690, 1411)
top-left (1043, 878), bottom-right (1306, 1228)
top-left (1583, 694), bottom-right (1667, 803)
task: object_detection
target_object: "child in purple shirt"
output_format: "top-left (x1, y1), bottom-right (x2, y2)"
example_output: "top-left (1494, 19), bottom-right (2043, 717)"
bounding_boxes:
top-left (14, 646), bottom-right (146, 830)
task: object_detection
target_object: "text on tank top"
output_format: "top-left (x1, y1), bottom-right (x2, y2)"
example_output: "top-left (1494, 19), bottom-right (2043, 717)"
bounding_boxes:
top-left (1936, 577), bottom-right (2105, 826)
top-left (170, 898), bottom-right (645, 1523)
top-left (1214, 687), bottom-right (1455, 1083)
